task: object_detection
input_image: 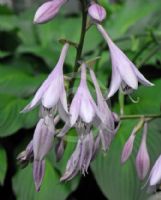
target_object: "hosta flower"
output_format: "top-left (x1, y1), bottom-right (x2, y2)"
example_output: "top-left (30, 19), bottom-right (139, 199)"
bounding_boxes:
top-left (21, 43), bottom-right (69, 121)
top-left (135, 123), bottom-right (150, 180)
top-left (88, 2), bottom-right (106, 23)
top-left (59, 63), bottom-right (100, 137)
top-left (34, 0), bottom-right (67, 24)
top-left (33, 116), bottom-right (55, 191)
top-left (121, 129), bottom-right (136, 164)
top-left (96, 24), bottom-right (154, 98)
top-left (61, 131), bottom-right (94, 181)
top-left (149, 154), bottom-right (161, 186)
top-left (90, 68), bottom-right (117, 150)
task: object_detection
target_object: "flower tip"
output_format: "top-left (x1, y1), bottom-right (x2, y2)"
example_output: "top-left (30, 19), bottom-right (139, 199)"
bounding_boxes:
top-left (20, 104), bottom-right (30, 114)
top-left (88, 3), bottom-right (106, 23)
top-left (33, 0), bottom-right (66, 24)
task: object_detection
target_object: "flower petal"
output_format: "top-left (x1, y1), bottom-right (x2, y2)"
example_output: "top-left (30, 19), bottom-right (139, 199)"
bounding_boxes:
top-left (79, 96), bottom-right (95, 123)
top-left (70, 92), bottom-right (81, 126)
top-left (131, 63), bottom-right (154, 86)
top-left (135, 123), bottom-right (150, 180)
top-left (108, 63), bottom-right (122, 98)
top-left (33, 118), bottom-right (54, 160)
top-left (33, 160), bottom-right (45, 191)
top-left (150, 155), bottom-right (161, 186)
top-left (34, 0), bottom-right (67, 24)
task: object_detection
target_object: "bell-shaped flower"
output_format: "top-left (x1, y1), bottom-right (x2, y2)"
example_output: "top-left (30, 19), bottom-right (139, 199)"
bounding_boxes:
top-left (33, 116), bottom-right (55, 191)
top-left (60, 137), bottom-right (82, 181)
top-left (60, 131), bottom-right (94, 181)
top-left (135, 123), bottom-right (150, 180)
top-left (88, 2), bottom-right (106, 23)
top-left (121, 129), bottom-right (136, 164)
top-left (21, 43), bottom-right (69, 120)
top-left (96, 24), bottom-right (154, 98)
top-left (90, 68), bottom-right (118, 150)
top-left (149, 154), bottom-right (161, 186)
top-left (34, 0), bottom-right (67, 24)
top-left (58, 63), bottom-right (100, 137)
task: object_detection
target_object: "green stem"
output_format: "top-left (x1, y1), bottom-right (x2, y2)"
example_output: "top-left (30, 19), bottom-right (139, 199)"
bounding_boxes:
top-left (120, 114), bottom-right (161, 120)
top-left (119, 90), bottom-right (125, 115)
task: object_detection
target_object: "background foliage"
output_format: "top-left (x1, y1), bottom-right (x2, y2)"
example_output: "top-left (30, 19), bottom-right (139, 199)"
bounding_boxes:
top-left (0, 0), bottom-right (161, 199)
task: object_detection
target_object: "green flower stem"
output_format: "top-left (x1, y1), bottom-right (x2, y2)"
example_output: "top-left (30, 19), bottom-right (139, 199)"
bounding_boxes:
top-left (119, 90), bottom-right (125, 115)
top-left (120, 114), bottom-right (161, 120)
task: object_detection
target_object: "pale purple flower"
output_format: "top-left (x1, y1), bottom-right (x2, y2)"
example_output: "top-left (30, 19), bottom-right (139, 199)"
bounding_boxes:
top-left (60, 131), bottom-right (94, 181)
top-left (149, 154), bottom-right (161, 186)
top-left (135, 123), bottom-right (150, 180)
top-left (21, 43), bottom-right (69, 121)
top-left (90, 68), bottom-right (118, 151)
top-left (34, 0), bottom-right (67, 24)
top-left (60, 137), bottom-right (82, 181)
top-left (96, 24), bottom-right (154, 98)
top-left (121, 129), bottom-right (136, 164)
top-left (58, 63), bottom-right (100, 137)
top-left (88, 2), bottom-right (106, 23)
top-left (33, 116), bottom-right (55, 191)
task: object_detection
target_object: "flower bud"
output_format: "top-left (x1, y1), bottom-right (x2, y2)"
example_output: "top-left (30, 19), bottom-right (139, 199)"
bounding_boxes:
top-left (149, 154), bottom-right (161, 186)
top-left (34, 0), bottom-right (67, 24)
top-left (88, 3), bottom-right (106, 23)
top-left (135, 123), bottom-right (150, 180)
top-left (121, 131), bottom-right (135, 164)
top-left (33, 118), bottom-right (54, 161)
top-left (33, 160), bottom-right (45, 192)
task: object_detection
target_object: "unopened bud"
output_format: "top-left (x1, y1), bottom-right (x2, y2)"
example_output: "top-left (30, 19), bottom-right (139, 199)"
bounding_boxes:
top-left (34, 0), bottom-right (67, 24)
top-left (149, 154), bottom-right (161, 186)
top-left (135, 123), bottom-right (150, 180)
top-left (121, 131), bottom-right (135, 164)
top-left (88, 3), bottom-right (106, 23)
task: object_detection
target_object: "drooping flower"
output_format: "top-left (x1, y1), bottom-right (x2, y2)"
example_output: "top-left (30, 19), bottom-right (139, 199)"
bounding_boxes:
top-left (88, 2), bottom-right (106, 23)
top-left (21, 43), bottom-right (69, 121)
top-left (96, 24), bottom-right (154, 98)
top-left (135, 123), bottom-right (150, 180)
top-left (121, 129), bottom-right (136, 164)
top-left (149, 154), bottom-right (161, 186)
top-left (32, 116), bottom-right (55, 191)
top-left (58, 63), bottom-right (101, 137)
top-left (60, 131), bottom-right (94, 181)
top-left (89, 68), bottom-right (118, 150)
top-left (34, 0), bottom-right (67, 24)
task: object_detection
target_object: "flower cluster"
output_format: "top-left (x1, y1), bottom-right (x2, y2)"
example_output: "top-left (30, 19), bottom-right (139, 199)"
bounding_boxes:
top-left (18, 0), bottom-right (154, 191)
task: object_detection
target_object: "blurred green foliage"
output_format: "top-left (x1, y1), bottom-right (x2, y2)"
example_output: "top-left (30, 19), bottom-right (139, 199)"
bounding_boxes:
top-left (0, 0), bottom-right (161, 199)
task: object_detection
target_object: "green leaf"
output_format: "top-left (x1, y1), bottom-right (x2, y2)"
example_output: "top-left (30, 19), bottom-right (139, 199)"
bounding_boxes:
top-left (92, 119), bottom-right (161, 200)
top-left (0, 146), bottom-right (7, 185)
top-left (0, 67), bottom-right (46, 98)
top-left (106, 0), bottom-right (161, 38)
top-left (91, 79), bottom-right (161, 200)
top-left (13, 160), bottom-right (78, 200)
top-left (0, 95), bottom-right (38, 137)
